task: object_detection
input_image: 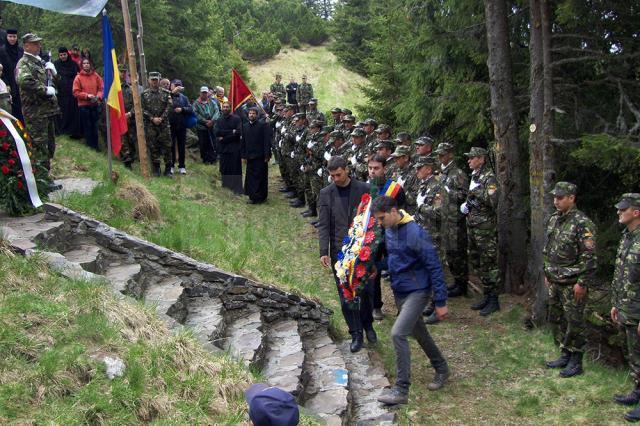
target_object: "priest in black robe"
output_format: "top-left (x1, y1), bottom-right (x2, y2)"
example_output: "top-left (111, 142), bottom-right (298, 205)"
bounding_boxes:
top-left (215, 101), bottom-right (243, 194)
top-left (53, 47), bottom-right (80, 137)
top-left (0, 29), bottom-right (23, 122)
top-left (241, 107), bottom-right (271, 204)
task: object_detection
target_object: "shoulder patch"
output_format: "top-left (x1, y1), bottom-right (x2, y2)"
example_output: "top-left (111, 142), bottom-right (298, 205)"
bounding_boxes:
top-left (584, 238), bottom-right (595, 250)
top-left (487, 184), bottom-right (497, 195)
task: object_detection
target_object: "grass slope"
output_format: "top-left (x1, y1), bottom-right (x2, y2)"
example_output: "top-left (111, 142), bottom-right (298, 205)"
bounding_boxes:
top-left (46, 138), bottom-right (633, 424)
top-left (247, 44), bottom-right (369, 114)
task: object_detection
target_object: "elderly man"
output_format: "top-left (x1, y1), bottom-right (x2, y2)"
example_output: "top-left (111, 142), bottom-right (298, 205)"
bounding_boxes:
top-left (54, 47), bottom-right (80, 137)
top-left (193, 85), bottom-right (220, 164)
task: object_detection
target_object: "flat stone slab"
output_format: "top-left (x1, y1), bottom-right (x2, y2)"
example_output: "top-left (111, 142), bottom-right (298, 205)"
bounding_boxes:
top-left (50, 178), bottom-right (100, 200)
top-left (62, 244), bottom-right (101, 273)
top-left (184, 295), bottom-right (225, 348)
top-left (225, 311), bottom-right (265, 367)
top-left (144, 276), bottom-right (183, 317)
top-left (0, 213), bottom-right (64, 247)
top-left (104, 262), bottom-right (141, 294)
top-left (263, 320), bottom-right (305, 395)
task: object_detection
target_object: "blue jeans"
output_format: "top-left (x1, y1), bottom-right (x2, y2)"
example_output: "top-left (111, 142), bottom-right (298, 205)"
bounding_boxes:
top-left (79, 105), bottom-right (101, 151)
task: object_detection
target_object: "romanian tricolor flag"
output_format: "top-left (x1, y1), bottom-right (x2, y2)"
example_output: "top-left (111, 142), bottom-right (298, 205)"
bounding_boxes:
top-left (102, 11), bottom-right (127, 157)
top-left (382, 179), bottom-right (402, 199)
top-left (229, 69), bottom-right (253, 113)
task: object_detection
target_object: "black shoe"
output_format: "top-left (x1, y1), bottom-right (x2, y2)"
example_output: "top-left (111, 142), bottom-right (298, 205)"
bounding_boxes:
top-left (163, 165), bottom-right (173, 177)
top-left (471, 294), bottom-right (490, 310)
top-left (302, 210), bottom-right (316, 217)
top-left (559, 352), bottom-right (584, 378)
top-left (152, 163), bottom-right (161, 177)
top-left (448, 280), bottom-right (468, 297)
top-left (49, 182), bottom-right (63, 191)
top-left (247, 199), bottom-right (257, 204)
top-left (615, 385), bottom-right (640, 406)
top-left (124, 162), bottom-right (132, 170)
top-left (427, 370), bottom-right (450, 391)
top-left (625, 406), bottom-right (640, 422)
top-left (313, 222), bottom-right (320, 228)
top-left (290, 199), bottom-right (305, 208)
top-left (479, 295), bottom-right (500, 316)
top-left (424, 312), bottom-right (440, 325)
top-left (310, 220), bottom-right (319, 226)
top-left (284, 192), bottom-right (298, 199)
top-left (546, 349), bottom-right (571, 369)
top-left (365, 328), bottom-right (377, 344)
top-left (279, 187), bottom-right (292, 192)
top-left (377, 387), bottom-right (409, 405)
top-left (350, 333), bottom-right (364, 353)
top-left (423, 302), bottom-right (435, 317)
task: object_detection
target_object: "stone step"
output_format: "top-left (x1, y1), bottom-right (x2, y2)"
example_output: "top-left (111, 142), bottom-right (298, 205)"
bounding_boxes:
top-left (61, 242), bottom-right (102, 273)
top-left (103, 262), bottom-right (142, 295)
top-left (301, 333), bottom-right (350, 426)
top-left (144, 277), bottom-right (184, 319)
top-left (223, 311), bottom-right (266, 368)
top-left (263, 320), bottom-right (305, 396)
top-left (0, 213), bottom-right (64, 254)
top-left (339, 342), bottom-right (396, 425)
top-left (183, 294), bottom-right (225, 352)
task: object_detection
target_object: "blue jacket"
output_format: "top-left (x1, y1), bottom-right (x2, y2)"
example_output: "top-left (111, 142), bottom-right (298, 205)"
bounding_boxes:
top-left (384, 214), bottom-right (448, 306)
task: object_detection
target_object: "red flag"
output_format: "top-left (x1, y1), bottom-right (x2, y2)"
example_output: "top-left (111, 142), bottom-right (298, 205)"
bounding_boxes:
top-left (229, 69), bottom-right (253, 113)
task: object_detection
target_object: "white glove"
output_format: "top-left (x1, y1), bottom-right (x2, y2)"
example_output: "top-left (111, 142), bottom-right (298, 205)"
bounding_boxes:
top-left (44, 62), bottom-right (57, 76)
top-left (416, 193), bottom-right (426, 207)
top-left (307, 141), bottom-right (314, 149)
top-left (350, 156), bottom-right (357, 165)
top-left (317, 168), bottom-right (323, 177)
top-left (290, 151), bottom-right (295, 159)
top-left (323, 151), bottom-right (331, 161)
top-left (296, 135), bottom-right (302, 142)
top-left (45, 86), bottom-right (57, 97)
top-left (300, 165), bottom-right (305, 172)
top-left (469, 180), bottom-right (481, 191)
top-left (460, 202), bottom-right (469, 215)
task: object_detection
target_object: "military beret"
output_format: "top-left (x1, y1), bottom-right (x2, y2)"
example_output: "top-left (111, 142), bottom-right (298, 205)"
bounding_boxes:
top-left (309, 98), bottom-right (318, 104)
top-left (329, 130), bottom-right (344, 139)
top-left (464, 147), bottom-right (489, 157)
top-left (351, 128), bottom-right (366, 137)
top-left (434, 142), bottom-right (455, 154)
top-left (364, 118), bottom-right (378, 127)
top-left (342, 114), bottom-right (356, 122)
top-left (414, 155), bottom-right (437, 168)
top-left (415, 136), bottom-right (435, 145)
top-left (341, 108), bottom-right (353, 115)
top-left (331, 107), bottom-right (342, 114)
top-left (376, 140), bottom-right (395, 151)
top-left (550, 181), bottom-right (577, 197)
top-left (22, 33), bottom-right (42, 43)
top-left (396, 132), bottom-right (411, 142)
top-left (148, 71), bottom-right (161, 80)
top-left (309, 120), bottom-right (323, 128)
top-left (375, 124), bottom-right (391, 134)
top-left (615, 193), bottom-right (640, 210)
top-left (390, 145), bottom-right (411, 158)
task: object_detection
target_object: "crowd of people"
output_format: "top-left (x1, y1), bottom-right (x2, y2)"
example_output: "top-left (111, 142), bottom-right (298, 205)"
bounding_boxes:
top-left (3, 25), bottom-right (639, 421)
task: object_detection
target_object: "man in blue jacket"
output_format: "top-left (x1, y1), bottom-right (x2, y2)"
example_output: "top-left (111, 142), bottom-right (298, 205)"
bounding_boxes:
top-left (371, 195), bottom-right (450, 405)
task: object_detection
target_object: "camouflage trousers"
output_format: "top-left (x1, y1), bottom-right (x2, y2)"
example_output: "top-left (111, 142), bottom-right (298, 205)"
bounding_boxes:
top-left (293, 158), bottom-right (306, 200)
top-left (441, 219), bottom-right (468, 285)
top-left (467, 222), bottom-right (499, 295)
top-left (548, 282), bottom-right (587, 353)
top-left (624, 324), bottom-right (640, 384)
top-left (309, 173), bottom-right (324, 211)
top-left (280, 151), bottom-right (295, 188)
top-left (26, 113), bottom-right (56, 170)
top-left (120, 119), bottom-right (137, 165)
top-left (419, 219), bottom-right (444, 261)
top-left (145, 122), bottom-right (171, 165)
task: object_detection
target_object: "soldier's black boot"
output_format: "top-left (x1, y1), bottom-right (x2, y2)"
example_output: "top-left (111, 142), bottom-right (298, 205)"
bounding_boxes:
top-left (471, 294), bottom-right (490, 310)
top-left (303, 206), bottom-right (318, 218)
top-left (350, 332), bottom-right (364, 353)
top-left (559, 351), bottom-right (584, 378)
top-left (480, 294), bottom-right (500, 316)
top-left (615, 382), bottom-right (640, 406)
top-left (624, 406), bottom-right (640, 422)
top-left (163, 165), bottom-right (173, 178)
top-left (447, 279), bottom-right (468, 298)
top-left (545, 348), bottom-right (571, 369)
top-left (152, 162), bottom-right (161, 177)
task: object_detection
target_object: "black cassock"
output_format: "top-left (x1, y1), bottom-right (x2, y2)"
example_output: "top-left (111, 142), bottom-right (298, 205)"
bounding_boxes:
top-left (216, 112), bottom-right (243, 194)
top-left (53, 57), bottom-right (81, 137)
top-left (241, 118), bottom-right (271, 203)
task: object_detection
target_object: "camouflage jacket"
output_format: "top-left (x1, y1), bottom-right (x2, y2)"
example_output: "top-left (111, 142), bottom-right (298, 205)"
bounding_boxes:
top-left (275, 116), bottom-right (291, 151)
top-left (296, 83), bottom-right (314, 104)
top-left (543, 207), bottom-right (597, 286)
top-left (349, 142), bottom-right (369, 182)
top-left (305, 132), bottom-right (325, 173)
top-left (365, 134), bottom-right (378, 155)
top-left (281, 118), bottom-right (296, 155)
top-left (395, 165), bottom-right (419, 215)
top-left (270, 82), bottom-right (286, 100)
top-left (16, 52), bottom-right (60, 118)
top-left (141, 87), bottom-right (171, 124)
top-left (466, 164), bottom-right (498, 227)
top-left (439, 160), bottom-right (468, 223)
top-left (306, 110), bottom-right (325, 124)
top-left (611, 226), bottom-right (640, 323)
top-left (121, 82), bottom-right (134, 113)
top-left (293, 127), bottom-right (308, 162)
top-left (415, 174), bottom-right (443, 238)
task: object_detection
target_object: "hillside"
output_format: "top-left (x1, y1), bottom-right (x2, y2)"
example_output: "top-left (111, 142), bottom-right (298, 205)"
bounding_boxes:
top-left (247, 44), bottom-right (369, 114)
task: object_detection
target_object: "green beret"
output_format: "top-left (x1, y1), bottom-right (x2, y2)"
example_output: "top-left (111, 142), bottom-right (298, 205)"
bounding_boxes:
top-left (550, 181), bottom-right (577, 197)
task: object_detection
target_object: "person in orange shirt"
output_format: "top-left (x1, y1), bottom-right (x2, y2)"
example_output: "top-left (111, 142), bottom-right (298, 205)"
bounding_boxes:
top-left (72, 58), bottom-right (103, 150)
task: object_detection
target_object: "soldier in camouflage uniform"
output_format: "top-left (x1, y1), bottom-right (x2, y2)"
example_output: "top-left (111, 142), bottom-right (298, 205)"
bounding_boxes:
top-left (118, 66), bottom-right (137, 169)
top-left (389, 145), bottom-right (419, 215)
top-left (375, 140), bottom-right (395, 179)
top-left (543, 181), bottom-right (597, 378)
top-left (610, 194), bottom-right (640, 421)
top-left (296, 75), bottom-right (314, 114)
top-left (460, 147), bottom-right (500, 316)
top-left (330, 107), bottom-right (342, 128)
top-left (434, 142), bottom-right (469, 297)
top-left (348, 127), bottom-right (369, 182)
top-left (306, 98), bottom-right (325, 124)
top-left (395, 132), bottom-right (414, 159)
top-left (363, 118), bottom-right (378, 154)
top-left (270, 73), bottom-right (286, 101)
top-left (371, 124), bottom-right (391, 155)
top-left (141, 71), bottom-right (172, 177)
top-left (16, 33), bottom-right (60, 171)
top-left (289, 113), bottom-right (308, 208)
top-left (341, 114), bottom-right (356, 141)
top-left (277, 105), bottom-right (296, 193)
top-left (302, 120), bottom-right (324, 219)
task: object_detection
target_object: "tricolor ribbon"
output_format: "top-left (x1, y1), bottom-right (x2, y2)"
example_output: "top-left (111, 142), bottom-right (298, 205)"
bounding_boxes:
top-left (0, 109), bottom-right (43, 209)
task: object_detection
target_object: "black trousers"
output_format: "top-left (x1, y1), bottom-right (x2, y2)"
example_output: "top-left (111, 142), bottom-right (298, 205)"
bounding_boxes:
top-left (79, 105), bottom-right (100, 151)
top-left (219, 150), bottom-right (243, 194)
top-left (170, 125), bottom-right (186, 168)
top-left (197, 128), bottom-right (216, 163)
top-left (331, 255), bottom-right (374, 336)
top-left (244, 157), bottom-right (269, 202)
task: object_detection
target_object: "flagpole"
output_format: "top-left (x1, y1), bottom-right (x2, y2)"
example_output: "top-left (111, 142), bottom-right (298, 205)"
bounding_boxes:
top-left (105, 99), bottom-right (113, 180)
top-left (120, 0), bottom-right (150, 178)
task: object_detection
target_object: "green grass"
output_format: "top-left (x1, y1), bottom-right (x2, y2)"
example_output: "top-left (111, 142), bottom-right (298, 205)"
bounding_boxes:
top-left (0, 252), bottom-right (252, 425)
top-left (247, 43), bottom-right (369, 115)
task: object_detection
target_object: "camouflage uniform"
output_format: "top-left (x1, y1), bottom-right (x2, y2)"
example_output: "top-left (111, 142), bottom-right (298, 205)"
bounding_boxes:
top-left (347, 128), bottom-right (369, 182)
top-left (435, 143), bottom-right (469, 289)
top-left (612, 195), bottom-right (640, 385)
top-left (306, 99), bottom-right (325, 124)
top-left (304, 125), bottom-right (327, 213)
top-left (544, 182), bottom-right (597, 353)
top-left (16, 49), bottom-right (60, 169)
top-left (292, 118), bottom-right (308, 202)
top-left (119, 80), bottom-right (137, 166)
top-left (280, 114), bottom-right (297, 191)
top-left (141, 74), bottom-right (172, 168)
top-left (323, 132), bottom-right (349, 183)
top-left (390, 146), bottom-right (418, 214)
top-left (463, 150), bottom-right (499, 296)
top-left (277, 112), bottom-right (294, 188)
top-left (296, 81), bottom-right (314, 113)
top-left (270, 80), bottom-right (286, 100)
top-left (414, 158), bottom-right (443, 253)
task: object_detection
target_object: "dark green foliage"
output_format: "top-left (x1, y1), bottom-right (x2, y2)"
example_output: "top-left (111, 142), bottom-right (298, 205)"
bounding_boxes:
top-left (291, 36), bottom-right (301, 49)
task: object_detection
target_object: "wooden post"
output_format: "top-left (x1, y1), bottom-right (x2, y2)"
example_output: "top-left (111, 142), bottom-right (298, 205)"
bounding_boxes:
top-left (134, 0), bottom-right (147, 89)
top-left (120, 0), bottom-right (149, 178)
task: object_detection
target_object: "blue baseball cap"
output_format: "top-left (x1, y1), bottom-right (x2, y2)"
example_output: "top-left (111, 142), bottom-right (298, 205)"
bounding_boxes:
top-left (245, 384), bottom-right (299, 426)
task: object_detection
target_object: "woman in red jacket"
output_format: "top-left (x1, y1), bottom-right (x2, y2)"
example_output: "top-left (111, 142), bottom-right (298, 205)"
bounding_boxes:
top-left (72, 58), bottom-right (103, 150)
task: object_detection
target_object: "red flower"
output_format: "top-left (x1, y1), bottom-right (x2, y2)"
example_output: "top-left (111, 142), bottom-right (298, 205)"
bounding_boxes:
top-left (355, 263), bottom-right (366, 278)
top-left (0, 142), bottom-right (8, 151)
top-left (10, 150), bottom-right (17, 158)
top-left (0, 129), bottom-right (7, 137)
top-left (341, 285), bottom-right (353, 300)
top-left (359, 246), bottom-right (371, 262)
top-left (1, 165), bottom-right (8, 175)
top-left (361, 193), bottom-right (371, 205)
top-left (364, 231), bottom-right (376, 244)
top-left (17, 181), bottom-right (23, 190)
top-left (8, 159), bottom-right (15, 166)
top-left (367, 217), bottom-right (375, 229)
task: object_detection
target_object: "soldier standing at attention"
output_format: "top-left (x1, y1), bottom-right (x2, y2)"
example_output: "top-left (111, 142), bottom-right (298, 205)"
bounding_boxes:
top-left (544, 181), bottom-right (597, 378)
top-left (119, 66), bottom-right (137, 169)
top-left (141, 71), bottom-right (172, 177)
top-left (434, 142), bottom-right (469, 298)
top-left (389, 145), bottom-right (419, 215)
top-left (270, 73), bottom-right (286, 100)
top-left (412, 136), bottom-right (435, 163)
top-left (16, 33), bottom-right (59, 171)
top-left (296, 75), bottom-right (314, 114)
top-left (306, 98), bottom-right (325, 124)
top-left (460, 147), bottom-right (500, 316)
top-left (610, 193), bottom-right (640, 422)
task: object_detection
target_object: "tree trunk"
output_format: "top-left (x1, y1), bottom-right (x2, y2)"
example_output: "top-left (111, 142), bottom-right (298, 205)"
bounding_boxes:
top-left (541, 0), bottom-right (555, 213)
top-left (527, 0), bottom-right (547, 323)
top-left (483, 0), bottom-right (529, 294)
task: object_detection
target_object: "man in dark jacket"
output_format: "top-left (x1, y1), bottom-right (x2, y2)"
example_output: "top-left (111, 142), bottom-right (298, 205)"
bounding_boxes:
top-left (54, 47), bottom-right (80, 137)
top-left (318, 156), bottom-right (376, 353)
top-left (372, 195), bottom-right (450, 405)
top-left (168, 79), bottom-right (192, 175)
top-left (285, 76), bottom-right (298, 111)
top-left (0, 29), bottom-right (23, 121)
top-left (241, 107), bottom-right (271, 204)
top-left (216, 101), bottom-right (243, 194)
